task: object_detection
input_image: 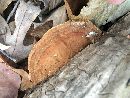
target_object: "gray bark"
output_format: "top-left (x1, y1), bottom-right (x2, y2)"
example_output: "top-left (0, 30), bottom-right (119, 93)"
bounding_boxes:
top-left (80, 0), bottom-right (130, 26)
top-left (24, 13), bottom-right (130, 98)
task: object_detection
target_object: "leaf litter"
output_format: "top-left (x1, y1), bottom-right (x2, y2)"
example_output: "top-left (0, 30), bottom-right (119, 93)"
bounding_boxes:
top-left (0, 0), bottom-right (67, 97)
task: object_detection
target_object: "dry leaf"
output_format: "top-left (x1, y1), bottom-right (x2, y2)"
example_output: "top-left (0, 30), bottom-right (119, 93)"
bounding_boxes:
top-left (0, 58), bottom-right (21, 98)
top-left (0, 15), bottom-right (11, 36)
top-left (0, 0), bottom-right (13, 14)
top-left (45, 5), bottom-right (67, 26)
top-left (8, 21), bottom-right (16, 34)
top-left (28, 5), bottom-right (67, 39)
top-left (28, 20), bottom-right (53, 39)
top-left (0, 43), bottom-right (10, 50)
top-left (0, 15), bottom-right (11, 50)
top-left (48, 0), bottom-right (63, 11)
top-left (39, 0), bottom-right (63, 14)
top-left (4, 1), bottom-right (41, 62)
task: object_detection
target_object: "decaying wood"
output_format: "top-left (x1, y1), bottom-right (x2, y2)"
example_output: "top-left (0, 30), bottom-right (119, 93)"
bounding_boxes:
top-left (24, 13), bottom-right (130, 98)
top-left (65, 0), bottom-right (130, 26)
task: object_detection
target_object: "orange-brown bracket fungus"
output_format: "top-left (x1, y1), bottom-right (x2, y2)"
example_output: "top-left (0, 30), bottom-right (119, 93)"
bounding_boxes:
top-left (27, 21), bottom-right (102, 88)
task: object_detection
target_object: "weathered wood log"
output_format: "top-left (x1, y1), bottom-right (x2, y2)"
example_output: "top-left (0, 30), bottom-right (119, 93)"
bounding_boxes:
top-left (24, 12), bottom-right (130, 98)
top-left (65, 0), bottom-right (130, 26)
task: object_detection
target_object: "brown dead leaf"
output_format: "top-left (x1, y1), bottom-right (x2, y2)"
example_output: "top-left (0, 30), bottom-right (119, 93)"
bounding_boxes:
top-left (0, 57), bottom-right (21, 98)
top-left (0, 0), bottom-right (13, 14)
top-left (45, 5), bottom-right (67, 26)
top-left (28, 20), bottom-right (53, 40)
top-left (4, 1), bottom-right (41, 62)
top-left (28, 5), bottom-right (67, 40)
